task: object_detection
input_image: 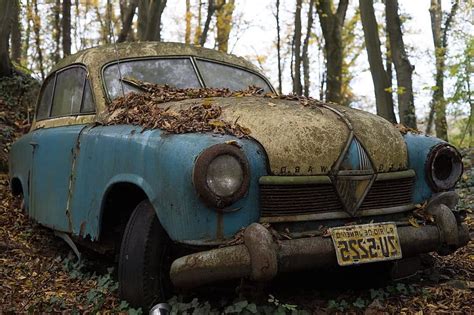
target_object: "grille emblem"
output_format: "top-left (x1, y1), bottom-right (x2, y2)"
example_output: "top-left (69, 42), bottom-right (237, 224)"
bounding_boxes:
top-left (332, 138), bottom-right (376, 216)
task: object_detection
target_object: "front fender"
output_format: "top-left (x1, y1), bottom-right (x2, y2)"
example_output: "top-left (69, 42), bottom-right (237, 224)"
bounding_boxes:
top-left (403, 133), bottom-right (446, 204)
top-left (70, 125), bottom-right (268, 242)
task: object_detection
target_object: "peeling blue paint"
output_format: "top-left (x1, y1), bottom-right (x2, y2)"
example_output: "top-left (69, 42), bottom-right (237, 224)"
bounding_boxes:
top-left (10, 124), bottom-right (267, 242)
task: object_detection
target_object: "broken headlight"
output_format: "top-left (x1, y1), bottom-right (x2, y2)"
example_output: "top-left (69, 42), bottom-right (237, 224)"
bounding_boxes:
top-left (426, 143), bottom-right (463, 191)
top-left (193, 143), bottom-right (250, 209)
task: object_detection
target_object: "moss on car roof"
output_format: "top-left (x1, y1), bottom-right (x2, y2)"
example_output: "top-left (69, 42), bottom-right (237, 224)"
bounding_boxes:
top-left (51, 41), bottom-right (262, 74)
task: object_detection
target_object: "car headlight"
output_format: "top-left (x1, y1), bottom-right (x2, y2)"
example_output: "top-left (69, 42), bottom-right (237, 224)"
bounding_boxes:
top-left (426, 143), bottom-right (463, 191)
top-left (193, 144), bottom-right (250, 209)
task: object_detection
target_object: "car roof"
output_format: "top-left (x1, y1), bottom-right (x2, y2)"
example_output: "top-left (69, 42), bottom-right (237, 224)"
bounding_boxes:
top-left (51, 41), bottom-right (263, 75)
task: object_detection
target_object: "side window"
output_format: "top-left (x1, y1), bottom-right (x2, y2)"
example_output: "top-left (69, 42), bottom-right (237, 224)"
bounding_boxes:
top-left (51, 67), bottom-right (87, 117)
top-left (36, 75), bottom-right (55, 120)
top-left (80, 80), bottom-right (95, 113)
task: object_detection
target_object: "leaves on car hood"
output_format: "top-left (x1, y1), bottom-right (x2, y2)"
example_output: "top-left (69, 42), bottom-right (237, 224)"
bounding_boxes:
top-left (104, 83), bottom-right (326, 138)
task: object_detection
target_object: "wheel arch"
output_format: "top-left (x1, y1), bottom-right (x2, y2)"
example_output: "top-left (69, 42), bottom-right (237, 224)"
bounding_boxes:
top-left (10, 176), bottom-right (24, 196)
top-left (98, 175), bottom-right (163, 242)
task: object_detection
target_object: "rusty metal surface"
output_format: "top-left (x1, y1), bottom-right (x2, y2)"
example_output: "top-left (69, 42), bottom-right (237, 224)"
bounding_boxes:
top-left (169, 204), bottom-right (469, 288)
top-left (170, 244), bottom-right (251, 288)
top-left (243, 223), bottom-right (278, 281)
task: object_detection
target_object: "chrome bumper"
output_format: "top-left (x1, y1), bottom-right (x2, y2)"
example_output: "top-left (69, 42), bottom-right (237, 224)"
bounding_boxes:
top-left (170, 192), bottom-right (470, 288)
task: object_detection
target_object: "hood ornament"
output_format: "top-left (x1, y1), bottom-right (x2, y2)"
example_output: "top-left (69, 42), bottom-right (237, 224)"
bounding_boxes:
top-left (332, 137), bottom-right (376, 216)
top-left (322, 105), bottom-right (376, 216)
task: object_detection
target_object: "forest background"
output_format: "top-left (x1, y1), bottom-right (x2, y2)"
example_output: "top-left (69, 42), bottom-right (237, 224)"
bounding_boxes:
top-left (0, 0), bottom-right (472, 147)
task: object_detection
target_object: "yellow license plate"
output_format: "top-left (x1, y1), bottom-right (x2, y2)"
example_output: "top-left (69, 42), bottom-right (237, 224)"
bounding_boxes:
top-left (330, 223), bottom-right (402, 266)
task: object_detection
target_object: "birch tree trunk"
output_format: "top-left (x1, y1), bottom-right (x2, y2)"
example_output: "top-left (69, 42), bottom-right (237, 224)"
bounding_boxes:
top-left (359, 0), bottom-right (397, 123)
top-left (386, 0), bottom-right (417, 128)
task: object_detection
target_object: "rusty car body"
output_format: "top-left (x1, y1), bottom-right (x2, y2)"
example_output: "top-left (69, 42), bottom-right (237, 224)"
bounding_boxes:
top-left (8, 42), bottom-right (469, 309)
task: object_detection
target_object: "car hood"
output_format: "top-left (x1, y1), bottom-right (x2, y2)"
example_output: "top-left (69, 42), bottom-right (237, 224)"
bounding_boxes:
top-left (160, 96), bottom-right (408, 175)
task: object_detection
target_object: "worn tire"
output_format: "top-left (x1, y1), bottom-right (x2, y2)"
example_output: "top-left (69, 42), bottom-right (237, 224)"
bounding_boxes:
top-left (119, 200), bottom-right (171, 310)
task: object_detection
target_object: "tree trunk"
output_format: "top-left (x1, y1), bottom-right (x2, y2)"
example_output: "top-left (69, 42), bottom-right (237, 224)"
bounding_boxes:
top-left (137, 0), bottom-right (148, 40)
top-left (194, 0), bottom-right (203, 45)
top-left (427, 0), bottom-right (458, 140)
top-left (200, 0), bottom-right (216, 46)
top-left (32, 0), bottom-right (44, 80)
top-left (11, 0), bottom-right (21, 64)
top-left (302, 0), bottom-right (314, 97)
top-left (62, 0), bottom-right (71, 56)
top-left (53, 0), bottom-right (61, 63)
top-left (185, 0), bottom-right (192, 44)
top-left (23, 0), bottom-right (31, 63)
top-left (359, 0), bottom-right (397, 123)
top-left (117, 0), bottom-right (139, 42)
top-left (316, 0), bottom-right (348, 103)
top-left (215, 0), bottom-right (235, 53)
top-left (0, 0), bottom-right (13, 76)
top-left (293, 0), bottom-right (303, 95)
top-left (275, 0), bottom-right (282, 94)
top-left (143, 0), bottom-right (167, 41)
top-left (104, 0), bottom-right (113, 43)
top-left (386, 0), bottom-right (417, 128)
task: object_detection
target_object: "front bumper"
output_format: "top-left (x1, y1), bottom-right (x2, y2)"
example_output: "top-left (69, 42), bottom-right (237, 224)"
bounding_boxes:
top-left (170, 192), bottom-right (470, 288)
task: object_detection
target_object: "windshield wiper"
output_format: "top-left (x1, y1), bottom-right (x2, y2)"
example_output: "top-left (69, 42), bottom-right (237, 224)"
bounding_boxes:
top-left (120, 76), bottom-right (155, 92)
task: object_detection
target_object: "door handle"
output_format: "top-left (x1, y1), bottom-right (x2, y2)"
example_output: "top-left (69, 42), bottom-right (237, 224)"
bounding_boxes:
top-left (29, 142), bottom-right (38, 147)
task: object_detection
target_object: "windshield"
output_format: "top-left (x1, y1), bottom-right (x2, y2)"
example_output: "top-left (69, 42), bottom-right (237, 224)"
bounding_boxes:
top-left (196, 60), bottom-right (271, 93)
top-left (103, 58), bottom-right (201, 100)
top-left (103, 57), bottom-right (272, 100)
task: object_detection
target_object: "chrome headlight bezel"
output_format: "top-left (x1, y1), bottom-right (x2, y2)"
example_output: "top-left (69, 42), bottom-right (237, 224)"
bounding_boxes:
top-left (425, 143), bottom-right (463, 192)
top-left (193, 144), bottom-right (250, 209)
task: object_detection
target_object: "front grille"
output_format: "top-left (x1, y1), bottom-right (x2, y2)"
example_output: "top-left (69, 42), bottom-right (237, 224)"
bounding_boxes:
top-left (260, 183), bottom-right (342, 216)
top-left (260, 176), bottom-right (414, 217)
top-left (359, 177), bottom-right (414, 210)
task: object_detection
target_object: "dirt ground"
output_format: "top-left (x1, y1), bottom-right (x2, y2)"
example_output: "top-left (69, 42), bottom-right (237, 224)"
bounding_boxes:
top-left (0, 149), bottom-right (472, 313)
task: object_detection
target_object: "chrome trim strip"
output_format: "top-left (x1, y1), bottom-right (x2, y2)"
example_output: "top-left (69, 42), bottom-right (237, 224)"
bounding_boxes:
top-left (259, 175), bottom-right (331, 185)
top-left (259, 204), bottom-right (415, 223)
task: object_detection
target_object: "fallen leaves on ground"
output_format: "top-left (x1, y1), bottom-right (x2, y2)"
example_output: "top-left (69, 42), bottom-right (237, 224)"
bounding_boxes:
top-left (0, 176), bottom-right (132, 313)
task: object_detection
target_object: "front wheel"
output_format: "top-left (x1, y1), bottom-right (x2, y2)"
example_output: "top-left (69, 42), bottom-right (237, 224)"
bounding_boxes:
top-left (119, 200), bottom-right (171, 309)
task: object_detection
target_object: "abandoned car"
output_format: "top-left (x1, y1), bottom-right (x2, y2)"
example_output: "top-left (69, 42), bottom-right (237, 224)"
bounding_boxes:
top-left (9, 42), bottom-right (469, 309)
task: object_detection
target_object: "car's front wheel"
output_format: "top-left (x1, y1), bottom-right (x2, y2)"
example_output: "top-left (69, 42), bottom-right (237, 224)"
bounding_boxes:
top-left (119, 200), bottom-right (171, 309)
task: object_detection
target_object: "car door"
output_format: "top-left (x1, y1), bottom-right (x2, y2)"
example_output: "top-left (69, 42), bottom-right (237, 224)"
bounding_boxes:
top-left (30, 66), bottom-right (95, 232)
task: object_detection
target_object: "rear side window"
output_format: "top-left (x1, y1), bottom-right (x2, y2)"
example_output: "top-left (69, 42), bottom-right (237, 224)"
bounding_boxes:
top-left (36, 66), bottom-right (96, 120)
top-left (36, 75), bottom-right (55, 120)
